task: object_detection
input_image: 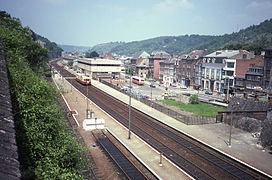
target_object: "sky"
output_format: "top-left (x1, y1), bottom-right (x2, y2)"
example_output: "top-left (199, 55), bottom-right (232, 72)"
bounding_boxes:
top-left (1, 0), bottom-right (272, 47)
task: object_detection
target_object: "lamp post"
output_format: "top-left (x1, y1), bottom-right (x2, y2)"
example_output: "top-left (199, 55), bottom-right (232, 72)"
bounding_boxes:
top-left (128, 68), bottom-right (132, 139)
top-left (150, 82), bottom-right (153, 100)
top-left (226, 77), bottom-right (230, 102)
top-left (86, 81), bottom-right (89, 119)
top-left (229, 101), bottom-right (239, 147)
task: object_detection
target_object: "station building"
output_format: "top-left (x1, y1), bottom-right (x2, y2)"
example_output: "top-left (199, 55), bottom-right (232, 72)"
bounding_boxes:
top-left (77, 58), bottom-right (124, 80)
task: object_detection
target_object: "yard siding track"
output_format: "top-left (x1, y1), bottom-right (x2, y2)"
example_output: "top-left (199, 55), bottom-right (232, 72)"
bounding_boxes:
top-left (51, 61), bottom-right (270, 180)
top-left (92, 130), bottom-right (147, 180)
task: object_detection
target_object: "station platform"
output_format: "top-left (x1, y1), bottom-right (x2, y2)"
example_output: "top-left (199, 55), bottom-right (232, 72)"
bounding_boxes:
top-left (53, 70), bottom-right (272, 178)
top-left (53, 73), bottom-right (191, 180)
top-left (91, 79), bottom-right (272, 177)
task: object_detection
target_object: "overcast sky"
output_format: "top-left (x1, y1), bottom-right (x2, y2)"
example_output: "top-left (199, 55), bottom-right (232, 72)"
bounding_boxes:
top-left (1, 0), bottom-right (272, 47)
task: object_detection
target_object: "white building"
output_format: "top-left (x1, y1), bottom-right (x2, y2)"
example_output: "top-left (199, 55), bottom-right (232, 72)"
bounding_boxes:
top-left (77, 58), bottom-right (124, 79)
top-left (201, 50), bottom-right (255, 92)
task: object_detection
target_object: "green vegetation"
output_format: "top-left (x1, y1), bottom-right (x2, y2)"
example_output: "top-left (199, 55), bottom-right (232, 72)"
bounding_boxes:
top-left (32, 32), bottom-right (63, 58)
top-left (189, 94), bottom-right (200, 104)
top-left (90, 41), bottom-right (125, 54)
top-left (160, 99), bottom-right (226, 117)
top-left (91, 18), bottom-right (272, 56)
top-left (0, 11), bottom-right (84, 179)
top-left (85, 50), bottom-right (99, 58)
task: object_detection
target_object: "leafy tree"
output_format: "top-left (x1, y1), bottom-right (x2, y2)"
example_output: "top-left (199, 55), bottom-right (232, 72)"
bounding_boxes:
top-left (189, 94), bottom-right (199, 104)
top-left (259, 115), bottom-right (272, 148)
top-left (0, 11), bottom-right (84, 179)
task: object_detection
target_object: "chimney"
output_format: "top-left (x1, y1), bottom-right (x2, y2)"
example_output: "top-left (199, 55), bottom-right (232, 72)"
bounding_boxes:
top-left (216, 51), bottom-right (221, 56)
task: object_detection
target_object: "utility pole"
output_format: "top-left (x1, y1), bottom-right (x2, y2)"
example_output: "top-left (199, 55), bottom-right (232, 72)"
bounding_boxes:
top-left (227, 78), bottom-right (230, 102)
top-left (151, 82), bottom-right (153, 100)
top-left (128, 68), bottom-right (132, 139)
top-left (229, 101), bottom-right (239, 147)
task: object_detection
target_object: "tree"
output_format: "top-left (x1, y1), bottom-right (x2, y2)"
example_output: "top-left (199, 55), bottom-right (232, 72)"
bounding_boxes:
top-left (86, 51), bottom-right (99, 58)
top-left (189, 94), bottom-right (199, 104)
top-left (259, 113), bottom-right (272, 148)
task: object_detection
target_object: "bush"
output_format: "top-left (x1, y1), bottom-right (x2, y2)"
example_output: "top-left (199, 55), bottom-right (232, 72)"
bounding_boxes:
top-left (189, 94), bottom-right (199, 104)
top-left (1, 11), bottom-right (84, 179)
top-left (259, 114), bottom-right (272, 148)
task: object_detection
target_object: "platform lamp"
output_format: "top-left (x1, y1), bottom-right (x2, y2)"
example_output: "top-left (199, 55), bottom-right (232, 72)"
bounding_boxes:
top-left (86, 80), bottom-right (90, 119)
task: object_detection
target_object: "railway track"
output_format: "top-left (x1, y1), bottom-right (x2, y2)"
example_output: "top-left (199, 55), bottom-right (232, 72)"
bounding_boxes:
top-left (92, 130), bottom-right (152, 180)
top-left (51, 61), bottom-right (271, 180)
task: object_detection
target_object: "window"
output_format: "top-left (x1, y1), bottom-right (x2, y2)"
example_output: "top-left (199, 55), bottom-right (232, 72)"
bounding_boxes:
top-left (226, 71), bottom-right (234, 76)
top-left (227, 62), bottom-right (234, 68)
top-left (212, 58), bottom-right (216, 63)
top-left (243, 54), bottom-right (247, 59)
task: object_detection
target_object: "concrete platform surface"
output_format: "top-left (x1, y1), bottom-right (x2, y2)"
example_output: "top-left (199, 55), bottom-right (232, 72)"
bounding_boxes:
top-left (53, 74), bottom-right (191, 180)
top-left (91, 79), bottom-right (272, 177)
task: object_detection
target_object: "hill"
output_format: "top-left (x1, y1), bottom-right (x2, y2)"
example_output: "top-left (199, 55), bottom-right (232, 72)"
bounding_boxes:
top-left (31, 32), bottom-right (63, 58)
top-left (90, 19), bottom-right (272, 56)
top-left (58, 44), bottom-right (91, 53)
top-left (90, 41), bottom-right (125, 54)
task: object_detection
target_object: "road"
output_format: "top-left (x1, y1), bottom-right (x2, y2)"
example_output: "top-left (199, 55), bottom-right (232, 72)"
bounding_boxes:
top-left (120, 74), bottom-right (226, 103)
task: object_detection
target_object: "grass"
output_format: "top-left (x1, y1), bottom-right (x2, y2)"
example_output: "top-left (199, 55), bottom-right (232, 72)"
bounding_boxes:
top-left (159, 99), bottom-right (226, 117)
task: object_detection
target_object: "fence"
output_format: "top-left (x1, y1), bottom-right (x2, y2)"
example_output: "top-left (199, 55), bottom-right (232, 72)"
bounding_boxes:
top-left (101, 80), bottom-right (217, 125)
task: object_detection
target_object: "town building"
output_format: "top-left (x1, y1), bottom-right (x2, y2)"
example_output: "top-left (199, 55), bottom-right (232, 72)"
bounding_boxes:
top-left (100, 53), bottom-right (115, 60)
top-left (135, 57), bottom-right (149, 78)
top-left (36, 39), bottom-right (45, 48)
top-left (200, 50), bottom-right (254, 92)
top-left (131, 51), bottom-right (150, 67)
top-left (235, 56), bottom-right (264, 91)
top-left (159, 57), bottom-right (179, 86)
top-left (177, 50), bottom-right (207, 87)
top-left (245, 65), bottom-right (264, 91)
top-left (77, 58), bottom-right (123, 80)
top-left (149, 51), bottom-right (171, 79)
top-left (264, 46), bottom-right (272, 90)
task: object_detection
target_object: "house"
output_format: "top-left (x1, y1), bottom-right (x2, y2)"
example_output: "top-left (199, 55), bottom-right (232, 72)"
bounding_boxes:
top-left (159, 56), bottom-right (179, 86)
top-left (264, 46), bottom-right (272, 90)
top-left (131, 51), bottom-right (150, 66)
top-left (100, 53), bottom-right (115, 60)
top-left (235, 56), bottom-right (264, 90)
top-left (200, 50), bottom-right (254, 92)
top-left (177, 50), bottom-right (208, 87)
top-left (245, 65), bottom-right (264, 91)
top-left (149, 51), bottom-right (171, 79)
top-left (135, 57), bottom-right (149, 78)
top-left (36, 39), bottom-right (45, 48)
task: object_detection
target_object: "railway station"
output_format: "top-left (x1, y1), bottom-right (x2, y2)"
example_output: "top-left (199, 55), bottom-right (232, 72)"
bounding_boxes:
top-left (76, 58), bottom-right (124, 80)
top-left (51, 60), bottom-right (272, 179)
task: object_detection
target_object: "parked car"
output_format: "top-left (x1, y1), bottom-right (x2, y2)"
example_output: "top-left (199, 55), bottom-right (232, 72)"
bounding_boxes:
top-left (205, 90), bottom-right (213, 95)
top-left (160, 81), bottom-right (164, 84)
top-left (162, 92), bottom-right (169, 96)
top-left (121, 85), bottom-right (132, 91)
top-left (150, 84), bottom-right (156, 88)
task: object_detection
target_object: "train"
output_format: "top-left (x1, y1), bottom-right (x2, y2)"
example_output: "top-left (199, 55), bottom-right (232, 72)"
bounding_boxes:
top-left (132, 76), bottom-right (144, 85)
top-left (76, 73), bottom-right (91, 85)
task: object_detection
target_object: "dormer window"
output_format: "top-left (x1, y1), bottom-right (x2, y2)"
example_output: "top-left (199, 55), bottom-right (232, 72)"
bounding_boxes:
top-left (203, 58), bottom-right (206, 63)
top-left (212, 58), bottom-right (216, 63)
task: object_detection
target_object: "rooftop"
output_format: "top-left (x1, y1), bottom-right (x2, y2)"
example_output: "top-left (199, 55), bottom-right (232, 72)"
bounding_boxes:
top-left (227, 97), bottom-right (268, 112)
top-left (205, 50), bottom-right (240, 58)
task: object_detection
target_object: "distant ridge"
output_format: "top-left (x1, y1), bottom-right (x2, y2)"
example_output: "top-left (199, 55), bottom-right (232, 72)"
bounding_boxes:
top-left (58, 44), bottom-right (91, 53)
top-left (90, 19), bottom-right (272, 56)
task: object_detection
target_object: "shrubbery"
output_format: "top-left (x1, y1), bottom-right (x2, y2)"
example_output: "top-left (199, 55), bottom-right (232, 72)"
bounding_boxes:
top-left (1, 11), bottom-right (83, 179)
top-left (189, 94), bottom-right (199, 104)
